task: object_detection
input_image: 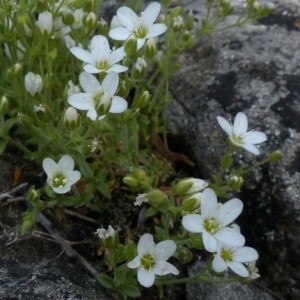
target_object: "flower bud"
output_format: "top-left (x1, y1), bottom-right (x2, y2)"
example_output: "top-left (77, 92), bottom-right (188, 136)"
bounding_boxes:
top-left (64, 107), bottom-right (79, 129)
top-left (145, 189), bottom-right (167, 204)
top-left (181, 192), bottom-right (202, 211)
top-left (134, 57), bottom-right (147, 73)
top-left (173, 245), bottom-right (193, 264)
top-left (268, 150), bottom-right (282, 162)
top-left (0, 95), bottom-right (9, 115)
top-left (28, 188), bottom-right (40, 203)
top-left (123, 175), bottom-right (140, 189)
top-left (184, 11), bottom-right (194, 30)
top-left (14, 63), bottom-right (22, 75)
top-left (227, 174), bottom-right (244, 190)
top-left (62, 10), bottom-right (74, 26)
top-left (144, 38), bottom-right (157, 59)
top-left (98, 18), bottom-right (108, 36)
top-left (124, 34), bottom-right (137, 55)
top-left (37, 11), bottom-right (53, 36)
top-left (84, 12), bottom-right (97, 31)
top-left (134, 90), bottom-right (150, 108)
top-left (176, 178), bottom-right (208, 195)
top-left (24, 72), bottom-right (43, 96)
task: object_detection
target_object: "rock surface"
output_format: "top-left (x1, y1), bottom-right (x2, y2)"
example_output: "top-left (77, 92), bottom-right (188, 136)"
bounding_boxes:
top-left (169, 1), bottom-right (300, 299)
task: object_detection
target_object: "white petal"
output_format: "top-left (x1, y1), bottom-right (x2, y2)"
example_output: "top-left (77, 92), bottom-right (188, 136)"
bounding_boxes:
top-left (84, 64), bottom-right (102, 74)
top-left (66, 170), bottom-right (81, 186)
top-left (147, 24), bottom-right (167, 38)
top-left (42, 158), bottom-right (57, 178)
top-left (68, 93), bottom-right (93, 110)
top-left (154, 240), bottom-right (176, 261)
top-left (137, 268), bottom-right (155, 287)
top-left (227, 261), bottom-right (249, 277)
top-left (90, 35), bottom-right (109, 61)
top-left (182, 214), bottom-right (203, 233)
top-left (201, 188), bottom-right (218, 218)
top-left (109, 27), bottom-right (132, 41)
top-left (137, 233), bottom-right (155, 255)
top-left (233, 112), bottom-right (248, 136)
top-left (102, 72), bottom-right (118, 96)
top-left (70, 47), bottom-right (93, 64)
top-left (79, 72), bottom-right (101, 94)
top-left (212, 255), bottom-right (227, 273)
top-left (141, 2), bottom-right (161, 27)
top-left (217, 198), bottom-right (243, 227)
top-left (53, 185), bottom-right (71, 194)
top-left (216, 116), bottom-right (233, 136)
top-left (202, 231), bottom-right (218, 252)
top-left (127, 256), bottom-right (141, 269)
top-left (58, 155), bottom-right (74, 171)
top-left (109, 47), bottom-right (126, 64)
top-left (214, 228), bottom-right (245, 247)
top-left (87, 108), bottom-right (98, 121)
top-left (137, 38), bottom-right (146, 50)
top-left (109, 96), bottom-right (128, 113)
top-left (232, 247), bottom-right (258, 263)
top-left (117, 6), bottom-right (138, 31)
top-left (242, 143), bottom-right (260, 155)
top-left (106, 64), bottom-right (128, 74)
top-left (152, 261), bottom-right (179, 276)
top-left (243, 131), bottom-right (267, 144)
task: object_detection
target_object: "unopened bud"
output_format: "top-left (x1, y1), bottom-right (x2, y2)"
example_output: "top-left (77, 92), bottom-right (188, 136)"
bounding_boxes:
top-left (181, 192), bottom-right (202, 211)
top-left (96, 225), bottom-right (119, 249)
top-left (134, 90), bottom-right (150, 108)
top-left (176, 178), bottom-right (208, 195)
top-left (124, 34), bottom-right (137, 55)
top-left (84, 12), bottom-right (97, 31)
top-left (227, 174), bottom-right (244, 190)
top-left (62, 10), bottom-right (74, 26)
top-left (37, 11), bottom-right (53, 36)
top-left (98, 18), bottom-right (108, 36)
top-left (64, 107), bottom-right (79, 129)
top-left (0, 96), bottom-right (9, 115)
top-left (24, 72), bottom-right (43, 96)
top-left (144, 38), bottom-right (157, 59)
top-left (268, 150), bottom-right (282, 162)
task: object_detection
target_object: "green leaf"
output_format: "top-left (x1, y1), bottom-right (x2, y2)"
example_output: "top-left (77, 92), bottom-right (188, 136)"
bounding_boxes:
top-left (120, 284), bottom-right (141, 298)
top-left (0, 138), bottom-right (8, 155)
top-left (97, 273), bottom-right (114, 289)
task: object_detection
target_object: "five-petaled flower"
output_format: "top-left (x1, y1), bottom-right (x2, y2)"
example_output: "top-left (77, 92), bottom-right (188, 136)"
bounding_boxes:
top-left (68, 71), bottom-right (128, 121)
top-left (182, 188), bottom-right (245, 252)
top-left (42, 155), bottom-right (81, 194)
top-left (127, 233), bottom-right (179, 287)
top-left (216, 112), bottom-right (267, 155)
top-left (212, 245), bottom-right (259, 277)
top-left (70, 35), bottom-right (128, 74)
top-left (109, 2), bottom-right (167, 50)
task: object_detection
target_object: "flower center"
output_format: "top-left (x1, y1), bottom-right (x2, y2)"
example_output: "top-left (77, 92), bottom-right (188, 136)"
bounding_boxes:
top-left (204, 218), bottom-right (219, 234)
top-left (52, 173), bottom-right (67, 188)
top-left (220, 248), bottom-right (233, 262)
top-left (141, 253), bottom-right (155, 270)
top-left (135, 25), bottom-right (148, 38)
top-left (96, 60), bottom-right (109, 70)
top-left (232, 134), bottom-right (243, 144)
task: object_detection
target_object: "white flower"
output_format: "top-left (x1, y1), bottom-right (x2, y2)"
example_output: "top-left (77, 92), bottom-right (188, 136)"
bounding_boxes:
top-left (212, 245), bottom-right (259, 277)
top-left (68, 71), bottom-right (128, 121)
top-left (109, 2), bottom-right (167, 50)
top-left (96, 225), bottom-right (116, 239)
top-left (182, 188), bottom-right (245, 252)
top-left (127, 233), bottom-right (179, 287)
top-left (25, 72), bottom-right (43, 96)
top-left (67, 80), bottom-right (80, 96)
top-left (37, 11), bottom-right (53, 35)
top-left (42, 155), bottom-right (81, 194)
top-left (216, 112), bottom-right (267, 155)
top-left (70, 35), bottom-right (128, 74)
top-left (134, 193), bottom-right (149, 206)
top-left (246, 261), bottom-right (261, 279)
top-left (135, 57), bottom-right (147, 72)
top-left (33, 104), bottom-right (46, 113)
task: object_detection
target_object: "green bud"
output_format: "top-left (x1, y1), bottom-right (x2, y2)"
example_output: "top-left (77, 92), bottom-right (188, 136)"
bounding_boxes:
top-left (173, 245), bottom-right (193, 264)
top-left (14, 63), bottom-right (22, 75)
top-left (28, 188), bottom-right (40, 203)
top-left (0, 96), bottom-right (9, 115)
top-left (144, 38), bottom-right (157, 59)
top-left (62, 10), bottom-right (74, 26)
top-left (184, 11), bottom-right (194, 30)
top-left (181, 192), bottom-right (202, 211)
top-left (47, 48), bottom-right (57, 62)
top-left (21, 211), bottom-right (37, 235)
top-left (64, 107), bottom-right (79, 130)
top-left (190, 233), bottom-right (204, 250)
top-left (98, 18), bottom-right (108, 36)
top-left (84, 12), bottom-right (97, 31)
top-left (227, 173), bottom-right (244, 190)
top-left (268, 150), bottom-right (282, 162)
top-left (145, 189), bottom-right (167, 204)
top-left (176, 178), bottom-right (208, 195)
top-left (124, 35), bottom-right (137, 55)
top-left (134, 90), bottom-right (150, 108)
top-left (170, 6), bottom-right (184, 18)
top-left (123, 175), bottom-right (140, 189)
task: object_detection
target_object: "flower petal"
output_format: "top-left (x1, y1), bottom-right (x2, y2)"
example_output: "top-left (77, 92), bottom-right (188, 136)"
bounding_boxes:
top-left (66, 170), bottom-right (81, 186)
top-left (53, 185), bottom-right (71, 194)
top-left (127, 256), bottom-right (141, 269)
top-left (227, 261), bottom-right (249, 277)
top-left (109, 27), bottom-right (131, 41)
top-left (87, 108), bottom-right (98, 121)
top-left (110, 96), bottom-right (128, 113)
top-left (106, 64), bottom-right (128, 74)
top-left (109, 47), bottom-right (126, 65)
top-left (147, 23), bottom-right (167, 38)
top-left (202, 231), bottom-right (218, 252)
top-left (102, 72), bottom-right (119, 96)
top-left (182, 214), bottom-right (203, 233)
top-left (232, 247), bottom-right (258, 263)
top-left (152, 261), bottom-right (179, 276)
top-left (233, 112), bottom-right (248, 136)
top-left (42, 158), bottom-right (57, 178)
top-left (117, 6), bottom-right (139, 31)
top-left (79, 72), bottom-right (101, 94)
top-left (242, 143), bottom-right (260, 155)
top-left (212, 255), bottom-right (228, 273)
top-left (201, 188), bottom-right (218, 218)
top-left (137, 233), bottom-right (155, 255)
top-left (154, 240), bottom-right (176, 261)
top-left (214, 227), bottom-right (245, 247)
top-left (90, 35), bottom-right (109, 61)
top-left (216, 116), bottom-right (233, 136)
top-left (58, 155), bottom-right (74, 171)
top-left (141, 2), bottom-right (161, 27)
top-left (68, 93), bottom-right (93, 110)
top-left (84, 64), bottom-right (102, 74)
top-left (70, 47), bottom-right (93, 64)
top-left (217, 198), bottom-right (243, 227)
top-left (137, 268), bottom-right (155, 287)
top-left (243, 131), bottom-right (267, 144)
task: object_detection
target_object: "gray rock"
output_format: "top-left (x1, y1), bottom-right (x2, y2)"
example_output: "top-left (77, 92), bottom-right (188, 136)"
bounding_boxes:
top-left (169, 1), bottom-right (300, 300)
